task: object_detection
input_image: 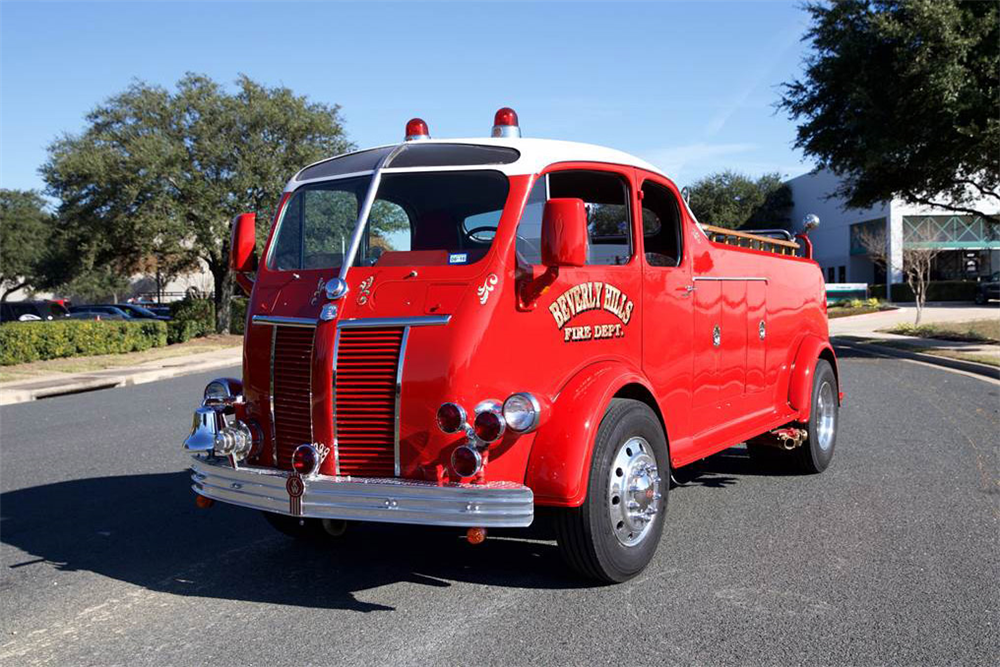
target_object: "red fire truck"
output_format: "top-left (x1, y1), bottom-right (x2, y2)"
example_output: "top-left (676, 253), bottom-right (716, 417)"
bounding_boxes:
top-left (184, 109), bottom-right (841, 582)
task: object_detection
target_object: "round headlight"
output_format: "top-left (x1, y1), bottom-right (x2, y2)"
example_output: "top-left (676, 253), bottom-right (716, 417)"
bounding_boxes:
top-left (503, 392), bottom-right (541, 433)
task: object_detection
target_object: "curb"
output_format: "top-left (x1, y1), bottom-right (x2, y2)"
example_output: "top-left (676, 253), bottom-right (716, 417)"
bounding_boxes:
top-left (833, 337), bottom-right (1000, 381)
top-left (0, 353), bottom-right (242, 406)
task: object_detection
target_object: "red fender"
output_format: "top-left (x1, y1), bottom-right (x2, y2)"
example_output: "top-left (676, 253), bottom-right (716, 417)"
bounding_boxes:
top-left (524, 360), bottom-right (656, 508)
top-left (788, 335), bottom-right (838, 420)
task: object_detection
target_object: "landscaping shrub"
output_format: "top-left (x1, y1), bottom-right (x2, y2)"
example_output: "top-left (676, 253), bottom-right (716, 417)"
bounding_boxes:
top-left (0, 320), bottom-right (167, 366)
top-left (870, 281), bottom-right (978, 302)
top-left (166, 295), bottom-right (247, 342)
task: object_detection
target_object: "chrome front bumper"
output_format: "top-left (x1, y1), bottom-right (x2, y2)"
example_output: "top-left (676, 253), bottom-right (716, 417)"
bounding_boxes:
top-left (190, 456), bottom-right (534, 528)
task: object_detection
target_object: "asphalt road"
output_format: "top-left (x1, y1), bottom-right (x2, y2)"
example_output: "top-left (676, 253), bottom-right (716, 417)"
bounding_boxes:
top-left (1, 351), bottom-right (997, 666)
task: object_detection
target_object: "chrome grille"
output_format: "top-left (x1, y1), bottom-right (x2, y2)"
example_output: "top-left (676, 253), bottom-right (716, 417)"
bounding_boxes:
top-left (271, 326), bottom-right (314, 469)
top-left (334, 327), bottom-right (405, 477)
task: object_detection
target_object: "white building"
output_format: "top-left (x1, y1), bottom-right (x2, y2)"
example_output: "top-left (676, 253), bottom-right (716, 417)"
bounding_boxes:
top-left (786, 169), bottom-right (1000, 289)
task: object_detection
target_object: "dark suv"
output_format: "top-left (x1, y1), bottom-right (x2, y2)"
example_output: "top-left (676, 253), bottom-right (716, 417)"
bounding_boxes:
top-left (975, 272), bottom-right (999, 305)
top-left (0, 301), bottom-right (71, 323)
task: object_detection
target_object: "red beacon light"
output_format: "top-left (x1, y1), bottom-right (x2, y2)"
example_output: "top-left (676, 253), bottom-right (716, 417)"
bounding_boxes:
top-left (405, 118), bottom-right (430, 141)
top-left (491, 107), bottom-right (521, 138)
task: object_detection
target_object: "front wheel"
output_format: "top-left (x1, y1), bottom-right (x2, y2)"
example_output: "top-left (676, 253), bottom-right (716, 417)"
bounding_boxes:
top-left (554, 399), bottom-right (668, 583)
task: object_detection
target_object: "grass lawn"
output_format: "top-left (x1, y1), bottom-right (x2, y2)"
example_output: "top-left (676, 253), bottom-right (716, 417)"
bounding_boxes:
top-left (0, 334), bottom-right (242, 383)
top-left (879, 319), bottom-right (1000, 344)
top-left (827, 304), bottom-right (896, 319)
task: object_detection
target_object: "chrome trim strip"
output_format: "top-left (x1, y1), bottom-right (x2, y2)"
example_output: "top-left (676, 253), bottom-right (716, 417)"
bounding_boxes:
top-left (253, 315), bottom-right (318, 328)
top-left (337, 145), bottom-right (406, 285)
top-left (190, 457), bottom-right (534, 528)
top-left (308, 328), bottom-right (315, 444)
top-left (269, 327), bottom-right (278, 467)
top-left (337, 315), bottom-right (451, 329)
top-left (394, 327), bottom-right (411, 477)
top-left (331, 327), bottom-right (342, 476)
top-left (692, 276), bottom-right (768, 282)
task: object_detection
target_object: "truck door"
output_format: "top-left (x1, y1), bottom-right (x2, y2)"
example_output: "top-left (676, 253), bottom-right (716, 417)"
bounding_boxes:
top-left (637, 176), bottom-right (695, 458)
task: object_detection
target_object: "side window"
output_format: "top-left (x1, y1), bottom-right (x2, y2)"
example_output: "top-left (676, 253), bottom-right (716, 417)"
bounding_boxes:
top-left (515, 170), bottom-right (633, 266)
top-left (640, 181), bottom-right (682, 267)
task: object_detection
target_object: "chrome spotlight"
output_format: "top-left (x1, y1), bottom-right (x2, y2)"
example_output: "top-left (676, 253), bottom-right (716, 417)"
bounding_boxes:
top-left (184, 406), bottom-right (225, 452)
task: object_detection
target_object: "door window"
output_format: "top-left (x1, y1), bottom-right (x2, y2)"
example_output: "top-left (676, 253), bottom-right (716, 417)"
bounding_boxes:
top-left (516, 170), bottom-right (634, 266)
top-left (640, 181), bottom-right (683, 267)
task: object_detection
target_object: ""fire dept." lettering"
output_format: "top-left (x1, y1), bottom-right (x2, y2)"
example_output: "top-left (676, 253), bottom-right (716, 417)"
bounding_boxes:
top-left (548, 282), bottom-right (634, 330)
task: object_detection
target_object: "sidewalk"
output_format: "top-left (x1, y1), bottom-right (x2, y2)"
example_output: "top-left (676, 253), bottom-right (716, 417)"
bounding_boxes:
top-left (828, 302), bottom-right (999, 337)
top-left (0, 346), bottom-right (242, 406)
top-left (832, 331), bottom-right (999, 380)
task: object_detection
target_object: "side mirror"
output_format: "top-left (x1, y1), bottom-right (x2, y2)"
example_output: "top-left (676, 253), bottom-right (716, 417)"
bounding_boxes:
top-left (230, 213), bottom-right (256, 295)
top-left (801, 213), bottom-right (820, 234)
top-left (541, 198), bottom-right (588, 267)
top-left (230, 213), bottom-right (256, 273)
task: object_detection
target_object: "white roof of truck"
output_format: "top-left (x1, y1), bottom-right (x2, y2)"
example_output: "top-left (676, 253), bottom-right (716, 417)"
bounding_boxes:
top-left (287, 137), bottom-right (669, 191)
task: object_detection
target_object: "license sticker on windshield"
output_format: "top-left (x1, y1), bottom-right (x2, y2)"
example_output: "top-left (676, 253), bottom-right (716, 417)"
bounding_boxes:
top-left (449, 253), bottom-right (468, 264)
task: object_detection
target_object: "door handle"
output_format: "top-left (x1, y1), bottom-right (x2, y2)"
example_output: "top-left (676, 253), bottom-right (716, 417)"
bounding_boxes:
top-left (677, 285), bottom-right (695, 296)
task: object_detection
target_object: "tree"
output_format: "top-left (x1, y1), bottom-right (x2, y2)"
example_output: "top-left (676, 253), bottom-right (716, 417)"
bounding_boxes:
top-left (42, 74), bottom-right (353, 332)
top-left (687, 170), bottom-right (793, 230)
top-left (0, 190), bottom-right (54, 301)
top-left (780, 0), bottom-right (999, 222)
top-left (857, 223), bottom-right (941, 325)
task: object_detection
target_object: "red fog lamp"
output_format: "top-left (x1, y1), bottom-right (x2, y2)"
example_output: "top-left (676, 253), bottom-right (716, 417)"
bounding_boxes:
top-left (491, 107), bottom-right (521, 138)
top-left (291, 444), bottom-right (321, 476)
top-left (436, 402), bottom-right (467, 434)
top-left (473, 399), bottom-right (506, 443)
top-left (451, 444), bottom-right (483, 478)
top-left (405, 117), bottom-right (430, 141)
top-left (502, 392), bottom-right (541, 433)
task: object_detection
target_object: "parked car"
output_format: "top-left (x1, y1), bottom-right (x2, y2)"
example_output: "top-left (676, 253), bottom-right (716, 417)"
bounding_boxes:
top-left (69, 305), bottom-right (133, 320)
top-left (70, 304), bottom-right (168, 320)
top-left (114, 303), bottom-right (171, 320)
top-left (0, 301), bottom-right (70, 323)
top-left (974, 272), bottom-right (999, 305)
top-left (66, 311), bottom-right (126, 321)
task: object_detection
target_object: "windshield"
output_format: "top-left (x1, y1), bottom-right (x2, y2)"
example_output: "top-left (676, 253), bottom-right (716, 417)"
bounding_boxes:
top-left (268, 170), bottom-right (510, 271)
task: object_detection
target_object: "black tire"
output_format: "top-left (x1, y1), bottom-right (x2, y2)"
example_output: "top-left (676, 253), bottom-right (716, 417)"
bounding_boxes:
top-left (792, 359), bottom-right (838, 474)
top-left (554, 398), bottom-right (669, 583)
top-left (261, 511), bottom-right (350, 543)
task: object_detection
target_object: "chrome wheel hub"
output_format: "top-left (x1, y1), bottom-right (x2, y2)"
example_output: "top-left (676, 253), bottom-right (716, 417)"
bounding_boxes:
top-left (608, 436), bottom-right (662, 547)
top-left (816, 381), bottom-right (836, 451)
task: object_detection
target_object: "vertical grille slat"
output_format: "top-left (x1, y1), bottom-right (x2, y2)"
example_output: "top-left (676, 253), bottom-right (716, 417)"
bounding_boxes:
top-left (335, 327), bottom-right (404, 477)
top-left (272, 326), bottom-right (315, 470)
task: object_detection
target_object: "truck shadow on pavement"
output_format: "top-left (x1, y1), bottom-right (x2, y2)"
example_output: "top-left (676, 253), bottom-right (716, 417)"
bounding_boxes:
top-left (0, 471), bottom-right (589, 612)
top-left (2, 448), bottom-right (790, 610)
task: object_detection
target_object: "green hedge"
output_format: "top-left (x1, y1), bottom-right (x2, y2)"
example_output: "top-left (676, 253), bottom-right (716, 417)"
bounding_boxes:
top-left (0, 320), bottom-right (167, 366)
top-left (166, 296), bottom-right (248, 343)
top-left (870, 281), bottom-right (978, 302)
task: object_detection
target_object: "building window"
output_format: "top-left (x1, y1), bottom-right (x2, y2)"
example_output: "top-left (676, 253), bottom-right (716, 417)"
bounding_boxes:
top-left (827, 267), bottom-right (835, 283)
top-left (849, 218), bottom-right (886, 256)
top-left (839, 266), bottom-right (846, 283)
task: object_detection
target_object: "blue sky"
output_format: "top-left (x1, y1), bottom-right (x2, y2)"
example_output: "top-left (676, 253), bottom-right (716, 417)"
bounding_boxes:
top-left (1, 1), bottom-right (815, 196)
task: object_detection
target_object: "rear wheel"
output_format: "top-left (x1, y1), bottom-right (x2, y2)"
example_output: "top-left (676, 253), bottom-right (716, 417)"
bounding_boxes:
top-left (794, 359), bottom-right (838, 473)
top-left (746, 359), bottom-right (838, 474)
top-left (554, 399), bottom-right (668, 583)
top-left (261, 512), bottom-right (350, 542)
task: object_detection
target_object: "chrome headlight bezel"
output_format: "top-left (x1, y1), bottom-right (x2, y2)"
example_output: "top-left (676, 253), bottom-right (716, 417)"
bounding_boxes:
top-left (203, 377), bottom-right (243, 408)
top-left (502, 392), bottom-right (542, 433)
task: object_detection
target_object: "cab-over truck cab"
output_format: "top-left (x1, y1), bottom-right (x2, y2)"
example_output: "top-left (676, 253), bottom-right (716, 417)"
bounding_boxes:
top-left (184, 109), bottom-right (841, 582)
